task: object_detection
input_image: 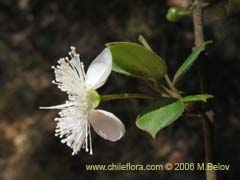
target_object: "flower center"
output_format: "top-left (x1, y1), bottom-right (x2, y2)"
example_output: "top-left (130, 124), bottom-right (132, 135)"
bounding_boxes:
top-left (86, 90), bottom-right (100, 109)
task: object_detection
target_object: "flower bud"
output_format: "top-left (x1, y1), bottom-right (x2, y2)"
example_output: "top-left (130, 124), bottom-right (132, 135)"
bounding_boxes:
top-left (166, 7), bottom-right (191, 22)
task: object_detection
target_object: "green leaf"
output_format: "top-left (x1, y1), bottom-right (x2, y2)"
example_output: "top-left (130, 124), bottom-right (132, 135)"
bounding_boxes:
top-left (107, 42), bottom-right (167, 82)
top-left (180, 94), bottom-right (214, 103)
top-left (173, 41), bottom-right (213, 85)
top-left (136, 99), bottom-right (184, 138)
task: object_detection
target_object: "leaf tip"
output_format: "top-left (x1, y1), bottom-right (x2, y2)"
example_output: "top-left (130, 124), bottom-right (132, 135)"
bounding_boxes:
top-left (138, 34), bottom-right (144, 40)
top-left (135, 118), bottom-right (156, 139)
top-left (205, 40), bottom-right (214, 46)
top-left (206, 94), bottom-right (214, 100)
top-left (150, 133), bottom-right (157, 139)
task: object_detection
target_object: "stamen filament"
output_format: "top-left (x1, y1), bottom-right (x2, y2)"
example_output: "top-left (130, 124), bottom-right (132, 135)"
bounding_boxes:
top-left (89, 124), bottom-right (93, 155)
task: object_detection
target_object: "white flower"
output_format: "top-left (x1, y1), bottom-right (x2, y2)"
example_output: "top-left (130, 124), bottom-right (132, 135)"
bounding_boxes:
top-left (40, 46), bottom-right (125, 155)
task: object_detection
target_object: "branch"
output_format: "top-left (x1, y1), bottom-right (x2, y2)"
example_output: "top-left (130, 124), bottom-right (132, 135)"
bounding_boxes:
top-left (192, 1), bottom-right (217, 180)
top-left (193, 2), bottom-right (205, 46)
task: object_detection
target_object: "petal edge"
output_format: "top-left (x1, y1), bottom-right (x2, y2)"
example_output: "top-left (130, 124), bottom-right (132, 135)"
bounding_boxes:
top-left (85, 48), bottom-right (112, 90)
top-left (88, 109), bottom-right (125, 141)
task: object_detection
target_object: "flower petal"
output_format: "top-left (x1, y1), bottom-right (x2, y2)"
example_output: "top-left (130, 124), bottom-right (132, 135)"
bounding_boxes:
top-left (85, 48), bottom-right (112, 90)
top-left (88, 109), bottom-right (125, 141)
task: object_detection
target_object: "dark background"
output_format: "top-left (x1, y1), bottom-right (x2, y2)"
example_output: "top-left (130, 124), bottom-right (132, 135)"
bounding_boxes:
top-left (0, 0), bottom-right (239, 180)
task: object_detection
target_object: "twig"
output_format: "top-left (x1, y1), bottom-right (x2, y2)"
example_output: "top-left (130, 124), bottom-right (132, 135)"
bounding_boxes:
top-left (192, 1), bottom-right (216, 180)
top-left (101, 93), bottom-right (157, 102)
top-left (201, 114), bottom-right (216, 180)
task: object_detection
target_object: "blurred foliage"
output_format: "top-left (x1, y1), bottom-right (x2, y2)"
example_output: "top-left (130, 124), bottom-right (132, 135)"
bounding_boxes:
top-left (0, 0), bottom-right (240, 180)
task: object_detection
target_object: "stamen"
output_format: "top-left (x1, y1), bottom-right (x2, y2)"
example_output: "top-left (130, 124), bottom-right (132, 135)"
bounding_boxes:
top-left (85, 121), bottom-right (89, 152)
top-left (80, 62), bottom-right (86, 80)
top-left (42, 46), bottom-right (100, 156)
top-left (89, 124), bottom-right (93, 155)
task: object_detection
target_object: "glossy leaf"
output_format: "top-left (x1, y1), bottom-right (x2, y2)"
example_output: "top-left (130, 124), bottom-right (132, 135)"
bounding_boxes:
top-left (180, 94), bottom-right (214, 103)
top-left (173, 41), bottom-right (213, 85)
top-left (107, 42), bottom-right (167, 82)
top-left (136, 99), bottom-right (184, 138)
